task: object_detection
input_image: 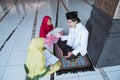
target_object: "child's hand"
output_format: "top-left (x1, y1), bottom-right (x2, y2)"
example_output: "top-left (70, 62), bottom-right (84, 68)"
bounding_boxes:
top-left (55, 33), bottom-right (62, 38)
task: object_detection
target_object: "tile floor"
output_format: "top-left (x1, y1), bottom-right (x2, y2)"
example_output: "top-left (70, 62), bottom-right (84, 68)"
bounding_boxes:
top-left (0, 0), bottom-right (120, 80)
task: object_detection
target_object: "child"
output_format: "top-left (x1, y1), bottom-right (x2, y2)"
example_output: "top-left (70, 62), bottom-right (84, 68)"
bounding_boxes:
top-left (39, 16), bottom-right (54, 38)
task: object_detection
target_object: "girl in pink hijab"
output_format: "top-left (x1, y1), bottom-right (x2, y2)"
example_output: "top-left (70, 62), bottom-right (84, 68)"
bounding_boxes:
top-left (39, 16), bottom-right (54, 38)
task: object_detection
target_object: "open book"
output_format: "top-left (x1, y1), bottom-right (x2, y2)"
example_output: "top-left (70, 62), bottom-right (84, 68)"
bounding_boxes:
top-left (48, 27), bottom-right (63, 35)
top-left (44, 49), bottom-right (59, 67)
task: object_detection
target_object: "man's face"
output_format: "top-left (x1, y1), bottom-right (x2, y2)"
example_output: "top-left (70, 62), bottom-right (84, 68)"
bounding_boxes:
top-left (67, 19), bottom-right (77, 28)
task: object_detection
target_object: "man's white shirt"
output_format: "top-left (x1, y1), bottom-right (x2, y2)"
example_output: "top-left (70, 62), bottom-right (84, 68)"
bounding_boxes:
top-left (61, 23), bottom-right (89, 56)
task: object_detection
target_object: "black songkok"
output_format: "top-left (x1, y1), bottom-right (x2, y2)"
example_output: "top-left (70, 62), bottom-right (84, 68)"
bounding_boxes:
top-left (66, 11), bottom-right (78, 19)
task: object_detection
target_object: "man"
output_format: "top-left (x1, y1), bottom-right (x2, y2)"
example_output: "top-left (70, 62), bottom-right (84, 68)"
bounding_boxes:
top-left (57, 11), bottom-right (89, 60)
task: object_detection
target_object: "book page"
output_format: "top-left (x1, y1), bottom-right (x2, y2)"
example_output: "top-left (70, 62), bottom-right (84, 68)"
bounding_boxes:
top-left (48, 27), bottom-right (63, 35)
top-left (44, 49), bottom-right (59, 67)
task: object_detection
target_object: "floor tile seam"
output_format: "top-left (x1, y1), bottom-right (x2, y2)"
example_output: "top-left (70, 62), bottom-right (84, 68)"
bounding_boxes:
top-left (55, 76), bottom-right (79, 80)
top-left (0, 64), bottom-right (24, 67)
top-left (10, 50), bottom-right (27, 52)
top-left (77, 72), bottom-right (102, 77)
top-left (99, 68), bottom-right (110, 80)
top-left (0, 65), bottom-right (7, 80)
top-left (0, 1), bottom-right (14, 14)
top-left (1, 37), bottom-right (18, 73)
top-left (0, 51), bottom-right (14, 80)
top-left (14, 39), bottom-right (31, 43)
top-left (0, 3), bottom-right (15, 22)
top-left (31, 0), bottom-right (39, 39)
top-left (77, 73), bottom-right (81, 80)
top-left (0, 51), bottom-right (12, 57)
top-left (104, 69), bottom-right (120, 73)
top-left (0, 0), bottom-right (20, 22)
top-left (82, 0), bottom-right (93, 7)
top-left (0, 15), bottom-right (26, 52)
top-left (0, 52), bottom-right (9, 56)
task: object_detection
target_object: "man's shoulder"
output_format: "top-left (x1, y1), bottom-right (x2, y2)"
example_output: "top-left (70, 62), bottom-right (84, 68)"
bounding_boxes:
top-left (77, 23), bottom-right (85, 29)
top-left (77, 23), bottom-right (88, 33)
top-left (77, 23), bottom-right (84, 27)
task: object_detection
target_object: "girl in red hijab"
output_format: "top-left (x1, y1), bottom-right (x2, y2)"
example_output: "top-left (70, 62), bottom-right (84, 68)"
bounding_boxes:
top-left (39, 16), bottom-right (54, 38)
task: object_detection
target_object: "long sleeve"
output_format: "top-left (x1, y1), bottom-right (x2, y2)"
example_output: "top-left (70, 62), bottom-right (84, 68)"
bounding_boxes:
top-left (64, 23), bottom-right (89, 56)
top-left (39, 26), bottom-right (48, 38)
top-left (61, 35), bottom-right (68, 41)
top-left (72, 30), bottom-right (89, 56)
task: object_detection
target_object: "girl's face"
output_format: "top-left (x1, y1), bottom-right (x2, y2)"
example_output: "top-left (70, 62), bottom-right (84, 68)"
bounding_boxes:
top-left (47, 19), bottom-right (52, 25)
top-left (67, 19), bottom-right (77, 28)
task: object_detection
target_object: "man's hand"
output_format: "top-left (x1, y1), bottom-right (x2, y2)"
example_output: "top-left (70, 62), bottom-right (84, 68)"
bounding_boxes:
top-left (64, 52), bottom-right (73, 58)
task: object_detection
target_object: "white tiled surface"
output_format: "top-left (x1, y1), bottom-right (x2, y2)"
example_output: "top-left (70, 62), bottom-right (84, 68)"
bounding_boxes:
top-left (79, 74), bottom-right (104, 80)
top-left (106, 70), bottom-right (120, 80)
top-left (12, 40), bottom-right (30, 52)
top-left (103, 65), bottom-right (120, 72)
top-left (0, 52), bottom-right (10, 66)
top-left (77, 69), bottom-right (100, 76)
top-left (0, 0), bottom-right (120, 80)
top-left (40, 75), bottom-right (50, 80)
top-left (55, 73), bottom-right (78, 80)
top-left (2, 65), bottom-right (26, 80)
top-left (0, 67), bottom-right (6, 80)
top-left (7, 52), bottom-right (27, 65)
top-left (1, 40), bottom-right (15, 53)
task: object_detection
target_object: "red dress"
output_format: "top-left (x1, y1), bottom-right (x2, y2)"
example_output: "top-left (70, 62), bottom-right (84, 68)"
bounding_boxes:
top-left (39, 16), bottom-right (54, 38)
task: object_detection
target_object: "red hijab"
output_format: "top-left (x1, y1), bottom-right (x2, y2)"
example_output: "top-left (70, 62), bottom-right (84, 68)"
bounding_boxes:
top-left (39, 16), bottom-right (54, 38)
